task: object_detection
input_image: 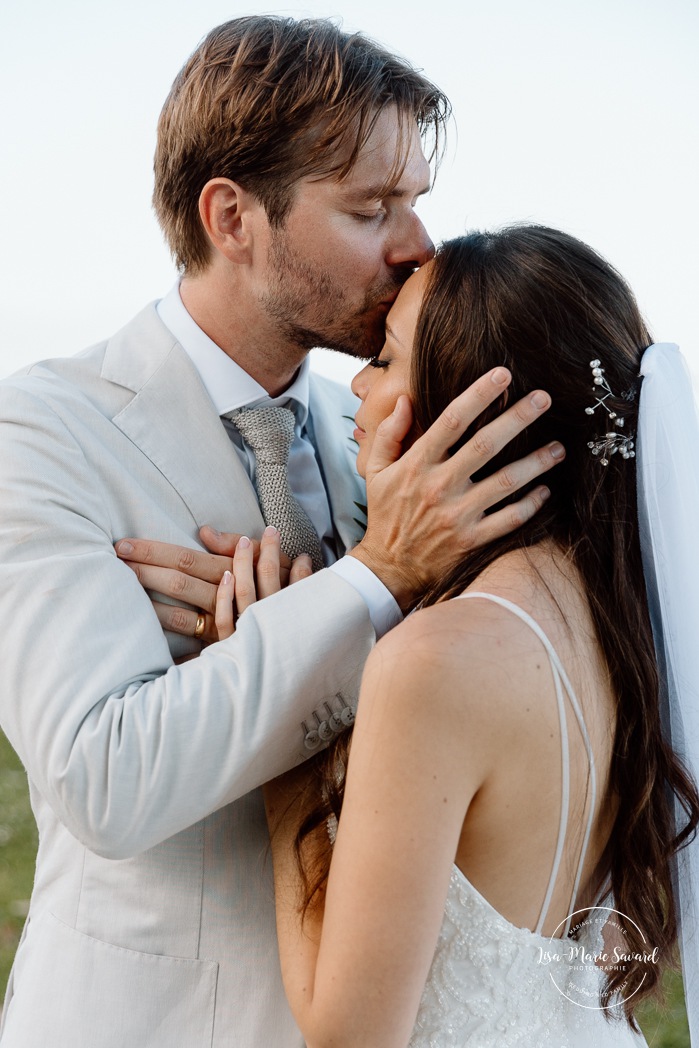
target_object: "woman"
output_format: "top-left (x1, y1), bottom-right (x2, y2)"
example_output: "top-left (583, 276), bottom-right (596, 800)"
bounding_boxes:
top-left (213, 227), bottom-right (699, 1046)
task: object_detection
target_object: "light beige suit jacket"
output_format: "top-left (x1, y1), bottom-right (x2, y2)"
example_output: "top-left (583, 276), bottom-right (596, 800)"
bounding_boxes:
top-left (0, 304), bottom-right (374, 1047)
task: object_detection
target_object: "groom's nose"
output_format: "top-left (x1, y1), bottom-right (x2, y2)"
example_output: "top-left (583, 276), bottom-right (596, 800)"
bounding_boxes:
top-left (385, 211), bottom-right (434, 270)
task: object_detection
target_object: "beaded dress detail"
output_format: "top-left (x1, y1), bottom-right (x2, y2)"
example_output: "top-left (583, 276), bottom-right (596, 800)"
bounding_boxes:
top-left (408, 593), bottom-right (648, 1048)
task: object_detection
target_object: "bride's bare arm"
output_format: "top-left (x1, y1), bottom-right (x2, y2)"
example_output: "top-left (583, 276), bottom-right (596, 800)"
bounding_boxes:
top-left (263, 611), bottom-right (496, 1048)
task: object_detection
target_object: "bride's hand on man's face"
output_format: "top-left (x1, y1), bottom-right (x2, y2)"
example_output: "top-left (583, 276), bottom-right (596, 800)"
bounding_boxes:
top-left (214, 529), bottom-right (313, 640)
top-left (115, 526), bottom-right (311, 645)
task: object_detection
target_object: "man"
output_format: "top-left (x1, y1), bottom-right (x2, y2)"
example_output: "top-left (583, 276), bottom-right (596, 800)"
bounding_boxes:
top-left (0, 17), bottom-right (558, 1047)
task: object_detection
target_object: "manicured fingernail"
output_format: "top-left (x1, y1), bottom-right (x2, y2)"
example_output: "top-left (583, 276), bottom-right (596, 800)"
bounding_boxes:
top-left (263, 525), bottom-right (278, 537)
top-left (116, 541), bottom-right (133, 556)
top-left (491, 367), bottom-right (509, 385)
top-left (531, 391), bottom-right (549, 409)
top-left (549, 442), bottom-right (565, 459)
top-left (538, 486), bottom-right (551, 501)
top-left (238, 536), bottom-right (251, 549)
top-left (222, 570), bottom-right (232, 585)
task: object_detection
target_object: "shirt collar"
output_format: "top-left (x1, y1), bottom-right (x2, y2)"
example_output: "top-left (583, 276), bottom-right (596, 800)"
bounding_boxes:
top-left (156, 280), bottom-right (310, 425)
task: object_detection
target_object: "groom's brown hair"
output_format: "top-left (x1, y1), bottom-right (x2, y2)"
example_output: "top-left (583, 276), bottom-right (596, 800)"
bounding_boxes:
top-left (153, 16), bottom-right (448, 274)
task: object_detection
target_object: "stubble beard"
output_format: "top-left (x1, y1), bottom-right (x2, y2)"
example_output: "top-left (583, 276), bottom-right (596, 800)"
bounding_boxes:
top-left (261, 232), bottom-right (408, 360)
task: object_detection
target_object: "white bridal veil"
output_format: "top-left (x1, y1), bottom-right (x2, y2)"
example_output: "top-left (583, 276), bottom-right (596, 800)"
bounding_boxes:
top-left (637, 343), bottom-right (699, 1044)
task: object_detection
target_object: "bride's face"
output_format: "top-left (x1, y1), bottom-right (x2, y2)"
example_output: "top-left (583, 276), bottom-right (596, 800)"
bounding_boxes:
top-left (351, 262), bottom-right (431, 478)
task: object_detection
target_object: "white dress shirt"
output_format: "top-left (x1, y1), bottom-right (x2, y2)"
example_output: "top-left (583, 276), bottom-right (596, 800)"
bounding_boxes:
top-left (157, 282), bottom-right (401, 637)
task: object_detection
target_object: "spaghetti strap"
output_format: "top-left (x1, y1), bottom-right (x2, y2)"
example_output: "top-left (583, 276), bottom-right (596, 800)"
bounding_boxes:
top-left (455, 591), bottom-right (597, 936)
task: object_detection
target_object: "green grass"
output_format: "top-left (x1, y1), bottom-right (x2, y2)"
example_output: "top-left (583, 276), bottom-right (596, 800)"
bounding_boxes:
top-left (0, 730), bottom-right (37, 998)
top-left (0, 731), bottom-right (691, 1043)
top-left (637, 969), bottom-right (691, 1047)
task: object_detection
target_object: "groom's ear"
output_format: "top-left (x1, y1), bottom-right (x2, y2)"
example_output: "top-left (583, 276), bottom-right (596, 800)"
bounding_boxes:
top-left (197, 178), bottom-right (261, 264)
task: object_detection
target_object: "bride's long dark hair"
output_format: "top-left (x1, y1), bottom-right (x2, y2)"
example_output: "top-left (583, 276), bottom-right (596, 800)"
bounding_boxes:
top-left (293, 226), bottom-right (699, 1023)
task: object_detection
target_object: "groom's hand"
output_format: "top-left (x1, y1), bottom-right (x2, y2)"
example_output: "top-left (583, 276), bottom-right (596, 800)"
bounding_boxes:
top-left (350, 367), bottom-right (564, 611)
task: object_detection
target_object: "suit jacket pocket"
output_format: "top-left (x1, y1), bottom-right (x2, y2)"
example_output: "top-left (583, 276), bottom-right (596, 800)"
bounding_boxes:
top-left (1, 911), bottom-right (218, 1048)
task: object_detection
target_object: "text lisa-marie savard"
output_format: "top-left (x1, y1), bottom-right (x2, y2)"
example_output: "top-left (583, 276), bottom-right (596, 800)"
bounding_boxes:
top-left (537, 946), bottom-right (660, 966)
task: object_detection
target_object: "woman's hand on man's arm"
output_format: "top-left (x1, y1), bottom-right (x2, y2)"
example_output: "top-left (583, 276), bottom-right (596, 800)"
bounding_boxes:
top-left (115, 526), bottom-right (310, 644)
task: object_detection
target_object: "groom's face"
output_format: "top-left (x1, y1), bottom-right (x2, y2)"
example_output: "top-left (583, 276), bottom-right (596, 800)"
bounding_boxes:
top-left (257, 106), bottom-right (434, 359)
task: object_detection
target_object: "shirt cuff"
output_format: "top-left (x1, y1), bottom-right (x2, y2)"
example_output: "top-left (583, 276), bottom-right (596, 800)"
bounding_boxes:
top-left (329, 557), bottom-right (403, 639)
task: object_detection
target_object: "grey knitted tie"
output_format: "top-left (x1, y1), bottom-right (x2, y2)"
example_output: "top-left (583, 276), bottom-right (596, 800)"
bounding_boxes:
top-left (226, 405), bottom-right (324, 571)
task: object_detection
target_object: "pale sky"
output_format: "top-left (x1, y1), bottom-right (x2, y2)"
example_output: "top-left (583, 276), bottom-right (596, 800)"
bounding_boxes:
top-left (1, 0), bottom-right (697, 389)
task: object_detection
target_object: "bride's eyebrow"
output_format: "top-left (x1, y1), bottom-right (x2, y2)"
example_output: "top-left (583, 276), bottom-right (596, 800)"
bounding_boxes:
top-left (385, 322), bottom-right (405, 348)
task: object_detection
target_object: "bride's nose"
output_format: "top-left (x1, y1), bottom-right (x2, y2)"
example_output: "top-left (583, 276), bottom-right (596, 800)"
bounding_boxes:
top-left (351, 364), bottom-right (372, 401)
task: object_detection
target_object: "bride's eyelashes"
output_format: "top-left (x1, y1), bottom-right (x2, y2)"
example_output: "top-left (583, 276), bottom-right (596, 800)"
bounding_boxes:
top-left (368, 357), bottom-right (390, 369)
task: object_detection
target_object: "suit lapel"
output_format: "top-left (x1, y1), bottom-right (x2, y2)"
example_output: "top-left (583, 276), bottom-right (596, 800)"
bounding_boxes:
top-left (101, 308), bottom-right (365, 550)
top-left (102, 304), bottom-right (264, 536)
top-left (309, 373), bottom-right (366, 555)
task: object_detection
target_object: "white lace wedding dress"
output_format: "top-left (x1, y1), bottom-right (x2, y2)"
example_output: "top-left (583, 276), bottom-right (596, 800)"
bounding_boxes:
top-left (407, 593), bottom-right (649, 1048)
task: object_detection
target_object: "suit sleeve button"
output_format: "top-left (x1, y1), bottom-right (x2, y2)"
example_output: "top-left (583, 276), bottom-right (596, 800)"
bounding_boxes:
top-left (318, 720), bottom-right (334, 741)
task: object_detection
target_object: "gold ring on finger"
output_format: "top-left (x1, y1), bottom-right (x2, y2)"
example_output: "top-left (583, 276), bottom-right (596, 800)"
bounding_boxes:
top-left (194, 614), bottom-right (206, 639)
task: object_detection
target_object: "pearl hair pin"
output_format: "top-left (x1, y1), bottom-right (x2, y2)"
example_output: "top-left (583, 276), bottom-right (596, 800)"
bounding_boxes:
top-left (584, 359), bottom-right (635, 465)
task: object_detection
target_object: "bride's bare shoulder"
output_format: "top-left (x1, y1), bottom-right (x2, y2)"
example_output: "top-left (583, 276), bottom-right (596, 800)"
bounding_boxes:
top-left (378, 552), bottom-right (544, 663)
top-left (367, 546), bottom-right (569, 720)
